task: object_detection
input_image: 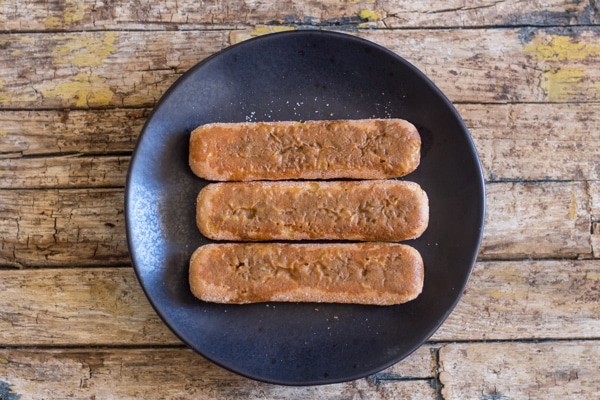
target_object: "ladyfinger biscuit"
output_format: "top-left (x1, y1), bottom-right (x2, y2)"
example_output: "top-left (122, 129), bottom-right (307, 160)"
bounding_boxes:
top-left (196, 180), bottom-right (429, 242)
top-left (189, 243), bottom-right (424, 305)
top-left (189, 119), bottom-right (421, 181)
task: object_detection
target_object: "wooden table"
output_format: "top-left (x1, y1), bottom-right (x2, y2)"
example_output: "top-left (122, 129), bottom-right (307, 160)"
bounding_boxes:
top-left (1, 1), bottom-right (599, 398)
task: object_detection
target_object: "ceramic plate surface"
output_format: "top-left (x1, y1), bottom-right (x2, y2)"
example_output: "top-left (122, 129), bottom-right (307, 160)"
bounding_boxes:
top-left (125, 30), bottom-right (485, 386)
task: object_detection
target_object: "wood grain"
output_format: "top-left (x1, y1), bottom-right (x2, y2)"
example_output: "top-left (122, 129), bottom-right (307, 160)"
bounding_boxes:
top-left (0, 0), bottom-right (592, 31)
top-left (2, 102), bottom-right (599, 188)
top-left (0, 109), bottom-right (146, 156)
top-left (0, 31), bottom-right (227, 109)
top-left (0, 347), bottom-right (437, 399)
top-left (1, 260), bottom-right (598, 346)
top-left (459, 103), bottom-right (600, 182)
top-left (0, 155), bottom-right (129, 189)
top-left (0, 181), bottom-right (593, 267)
top-left (364, 27), bottom-right (600, 104)
top-left (0, 268), bottom-right (177, 346)
top-left (439, 341), bottom-right (600, 399)
top-left (433, 260), bottom-right (600, 341)
top-left (2, 27), bottom-right (600, 108)
top-left (480, 181), bottom-right (591, 260)
top-left (0, 189), bottom-right (127, 268)
top-left (3, 181), bottom-right (595, 267)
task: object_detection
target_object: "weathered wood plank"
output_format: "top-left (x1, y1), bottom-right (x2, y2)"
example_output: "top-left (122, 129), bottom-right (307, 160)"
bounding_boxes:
top-left (438, 341), bottom-right (600, 399)
top-left (0, 31), bottom-right (228, 109)
top-left (1, 27), bottom-right (600, 108)
top-left (0, 109), bottom-right (146, 156)
top-left (0, 268), bottom-right (177, 346)
top-left (368, 345), bottom-right (435, 380)
top-left (0, 0), bottom-right (593, 31)
top-left (433, 259), bottom-right (600, 341)
top-left (0, 181), bottom-right (592, 267)
top-left (382, 0), bottom-right (597, 28)
top-left (480, 181), bottom-right (591, 259)
top-left (2, 260), bottom-right (598, 346)
top-left (0, 189), bottom-right (127, 268)
top-left (459, 103), bottom-right (600, 182)
top-left (0, 155), bottom-right (129, 188)
top-left (3, 102), bottom-right (599, 188)
top-left (0, 347), bottom-right (437, 399)
top-left (361, 27), bottom-right (600, 104)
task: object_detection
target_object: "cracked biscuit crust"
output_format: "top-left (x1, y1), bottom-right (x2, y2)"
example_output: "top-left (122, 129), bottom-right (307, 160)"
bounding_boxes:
top-left (189, 243), bottom-right (424, 305)
top-left (189, 118), bottom-right (421, 181)
top-left (196, 180), bottom-right (429, 242)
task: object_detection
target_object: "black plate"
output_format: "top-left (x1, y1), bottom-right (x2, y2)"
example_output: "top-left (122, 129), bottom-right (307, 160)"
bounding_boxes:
top-left (125, 30), bottom-right (485, 386)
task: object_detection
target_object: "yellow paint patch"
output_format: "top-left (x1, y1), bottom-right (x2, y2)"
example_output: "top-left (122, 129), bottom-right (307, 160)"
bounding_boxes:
top-left (250, 25), bottom-right (296, 37)
top-left (0, 79), bottom-right (8, 103)
top-left (570, 183), bottom-right (578, 220)
top-left (10, 49), bottom-right (21, 56)
top-left (53, 32), bottom-right (118, 68)
top-left (0, 78), bottom-right (38, 104)
top-left (541, 66), bottom-right (587, 104)
top-left (586, 272), bottom-right (600, 280)
top-left (524, 34), bottom-right (600, 62)
top-left (230, 26), bottom-right (296, 45)
top-left (44, 0), bottom-right (87, 28)
top-left (0, 319), bottom-right (12, 329)
top-left (358, 9), bottom-right (383, 21)
top-left (523, 33), bottom-right (600, 101)
top-left (0, 36), bottom-right (34, 47)
top-left (38, 72), bottom-right (114, 108)
top-left (488, 290), bottom-right (505, 299)
top-left (0, 130), bottom-right (8, 135)
top-left (0, 358), bottom-right (8, 364)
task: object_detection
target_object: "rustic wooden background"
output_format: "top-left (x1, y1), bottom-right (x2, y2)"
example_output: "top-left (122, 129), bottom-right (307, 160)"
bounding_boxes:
top-left (1, 1), bottom-right (599, 398)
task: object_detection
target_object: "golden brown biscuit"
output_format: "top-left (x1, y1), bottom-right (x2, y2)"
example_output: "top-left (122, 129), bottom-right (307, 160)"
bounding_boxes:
top-left (189, 119), bottom-right (421, 181)
top-left (189, 243), bottom-right (424, 305)
top-left (196, 179), bottom-right (429, 242)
